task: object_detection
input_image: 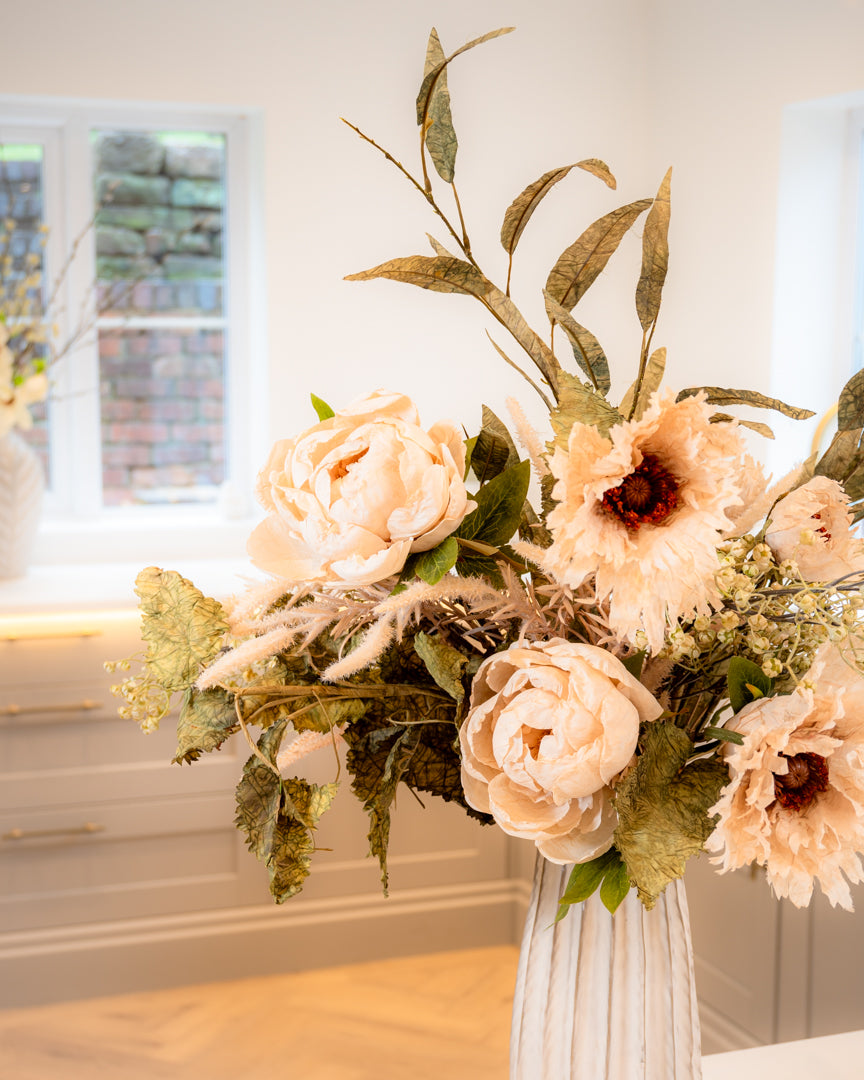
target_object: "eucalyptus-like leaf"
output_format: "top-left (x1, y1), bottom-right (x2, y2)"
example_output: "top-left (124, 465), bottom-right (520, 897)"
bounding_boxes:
top-left (500, 159), bottom-right (617, 258)
top-left (471, 405), bottom-right (520, 484)
top-left (414, 630), bottom-right (468, 704)
top-left (543, 291), bottom-right (610, 395)
top-left (310, 393), bottom-right (334, 421)
top-left (422, 28), bottom-right (458, 183)
top-left (837, 368), bottom-right (864, 431)
top-left (484, 332), bottom-right (554, 410)
top-left (619, 347), bottom-right (666, 421)
top-left (545, 199), bottom-right (652, 312)
top-left (675, 386), bottom-right (814, 420)
top-left (484, 285), bottom-right (564, 398)
top-left (710, 413), bottom-right (775, 439)
top-left (415, 27), bottom-right (515, 128)
top-left (550, 372), bottom-right (622, 452)
top-left (636, 168), bottom-right (672, 332)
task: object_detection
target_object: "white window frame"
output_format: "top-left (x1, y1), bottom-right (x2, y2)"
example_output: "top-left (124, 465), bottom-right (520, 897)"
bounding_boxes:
top-left (0, 97), bottom-right (266, 564)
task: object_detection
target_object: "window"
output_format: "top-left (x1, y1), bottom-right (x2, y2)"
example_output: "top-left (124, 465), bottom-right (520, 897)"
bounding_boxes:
top-left (0, 100), bottom-right (264, 561)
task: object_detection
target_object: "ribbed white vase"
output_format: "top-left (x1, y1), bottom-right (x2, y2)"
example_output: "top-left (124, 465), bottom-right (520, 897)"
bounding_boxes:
top-left (0, 430), bottom-right (45, 579)
top-left (510, 856), bottom-right (702, 1080)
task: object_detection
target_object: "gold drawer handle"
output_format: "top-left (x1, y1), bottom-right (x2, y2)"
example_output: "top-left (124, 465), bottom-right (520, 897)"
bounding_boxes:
top-left (0, 699), bottom-right (102, 717)
top-left (2, 822), bottom-right (106, 842)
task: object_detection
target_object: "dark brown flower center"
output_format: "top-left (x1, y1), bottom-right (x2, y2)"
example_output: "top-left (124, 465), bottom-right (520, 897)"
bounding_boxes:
top-left (601, 454), bottom-right (680, 530)
top-left (773, 752), bottom-right (829, 812)
top-left (329, 447), bottom-right (368, 482)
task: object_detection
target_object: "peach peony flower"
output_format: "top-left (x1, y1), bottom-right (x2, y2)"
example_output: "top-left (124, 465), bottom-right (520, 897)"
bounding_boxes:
top-left (248, 389), bottom-right (473, 587)
top-left (527, 392), bottom-right (746, 651)
top-left (765, 475), bottom-right (864, 583)
top-left (707, 643), bottom-right (864, 909)
top-left (459, 639), bottom-right (662, 863)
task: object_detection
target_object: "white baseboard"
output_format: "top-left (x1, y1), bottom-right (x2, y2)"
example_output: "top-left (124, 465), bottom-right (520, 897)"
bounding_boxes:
top-left (0, 878), bottom-right (524, 1008)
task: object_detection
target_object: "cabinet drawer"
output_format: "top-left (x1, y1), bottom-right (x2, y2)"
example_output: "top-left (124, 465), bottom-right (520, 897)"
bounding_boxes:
top-left (0, 612), bottom-right (144, 687)
top-left (0, 791), bottom-right (247, 931)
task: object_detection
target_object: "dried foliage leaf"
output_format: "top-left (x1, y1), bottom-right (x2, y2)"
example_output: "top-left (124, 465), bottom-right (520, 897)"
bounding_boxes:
top-left (426, 233), bottom-right (458, 259)
top-left (414, 631), bottom-right (468, 704)
top-left (471, 404), bottom-right (520, 483)
top-left (345, 253), bottom-right (487, 297)
top-left (543, 291), bottom-right (610, 395)
top-left (675, 386), bottom-right (815, 420)
top-left (837, 368), bottom-right (864, 431)
top-left (415, 27), bottom-right (515, 128)
top-left (619, 347), bottom-right (666, 420)
top-left (550, 372), bottom-right (622, 451)
top-left (614, 722), bottom-right (728, 909)
top-left (544, 199), bottom-right (652, 312)
top-left (500, 159), bottom-right (616, 258)
top-left (709, 413), bottom-right (775, 439)
top-left (636, 168), bottom-right (671, 332)
top-left (422, 28), bottom-right (457, 183)
top-left (484, 285), bottom-right (564, 397)
top-left (135, 567), bottom-right (229, 693)
top-left (174, 686), bottom-right (238, 764)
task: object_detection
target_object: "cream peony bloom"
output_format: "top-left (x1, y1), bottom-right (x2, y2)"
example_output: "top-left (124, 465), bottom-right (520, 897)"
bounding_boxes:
top-left (529, 392), bottom-right (746, 652)
top-left (765, 475), bottom-right (864, 583)
top-left (707, 644), bottom-right (864, 910)
top-left (248, 389), bottom-right (473, 587)
top-left (459, 639), bottom-right (663, 863)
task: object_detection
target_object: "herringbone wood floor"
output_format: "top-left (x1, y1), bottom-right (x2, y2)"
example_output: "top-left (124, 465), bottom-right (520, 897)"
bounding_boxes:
top-left (0, 946), bottom-right (520, 1080)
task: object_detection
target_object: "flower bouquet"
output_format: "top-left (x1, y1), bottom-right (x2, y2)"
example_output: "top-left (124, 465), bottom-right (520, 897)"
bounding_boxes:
top-left (112, 26), bottom-right (864, 1079)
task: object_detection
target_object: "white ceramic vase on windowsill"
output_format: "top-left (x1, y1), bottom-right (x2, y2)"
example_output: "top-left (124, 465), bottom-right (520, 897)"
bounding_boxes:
top-left (0, 430), bottom-right (45, 579)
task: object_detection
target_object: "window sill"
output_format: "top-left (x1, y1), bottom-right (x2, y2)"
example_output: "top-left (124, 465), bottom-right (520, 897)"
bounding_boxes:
top-left (0, 556), bottom-right (266, 616)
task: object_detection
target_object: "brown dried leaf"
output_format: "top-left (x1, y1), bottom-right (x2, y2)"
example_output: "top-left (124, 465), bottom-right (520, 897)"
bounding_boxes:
top-left (636, 168), bottom-right (672, 332)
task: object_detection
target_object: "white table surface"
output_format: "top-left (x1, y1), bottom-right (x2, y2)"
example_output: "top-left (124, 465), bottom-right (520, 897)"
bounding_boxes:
top-left (703, 1029), bottom-right (864, 1079)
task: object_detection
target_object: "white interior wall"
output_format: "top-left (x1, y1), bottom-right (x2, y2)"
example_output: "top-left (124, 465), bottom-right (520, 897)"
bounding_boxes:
top-left (3, 0), bottom-right (864, 480)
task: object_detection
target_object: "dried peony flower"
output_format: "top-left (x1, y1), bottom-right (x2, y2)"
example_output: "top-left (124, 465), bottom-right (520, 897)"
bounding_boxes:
top-left (765, 475), bottom-right (864, 583)
top-left (527, 392), bottom-right (746, 651)
top-left (707, 643), bottom-right (864, 909)
top-left (459, 639), bottom-right (662, 863)
top-left (247, 389), bottom-right (473, 587)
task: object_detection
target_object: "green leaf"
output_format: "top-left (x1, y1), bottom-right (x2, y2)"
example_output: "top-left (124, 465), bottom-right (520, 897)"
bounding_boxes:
top-left (599, 856), bottom-right (631, 914)
top-left (463, 434), bottom-right (478, 479)
top-left (543, 291), bottom-right (610, 395)
top-left (702, 726), bottom-right (744, 745)
top-left (614, 722), bottom-right (728, 909)
top-left (135, 567), bottom-right (229, 693)
top-left (675, 386), bottom-right (815, 421)
top-left (415, 26), bottom-right (515, 128)
top-left (414, 631), bottom-right (468, 704)
top-left (361, 725), bottom-right (422, 891)
top-left (422, 28), bottom-right (457, 183)
top-left (555, 849), bottom-right (617, 921)
top-left (235, 722), bottom-right (287, 865)
top-left (636, 168), bottom-right (672, 332)
top-left (727, 656), bottom-right (773, 713)
top-left (620, 651), bottom-right (646, 679)
top-left (549, 371), bottom-right (622, 451)
top-left (544, 199), bottom-right (652, 312)
top-left (500, 160), bottom-right (616, 259)
top-left (619, 347), bottom-right (666, 421)
top-left (455, 459), bottom-right (530, 548)
top-left (310, 393), bottom-right (334, 421)
top-left (173, 686), bottom-right (238, 764)
top-left (413, 535), bottom-right (459, 584)
top-left (471, 405), bottom-right (520, 484)
top-left (837, 369), bottom-right (864, 431)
